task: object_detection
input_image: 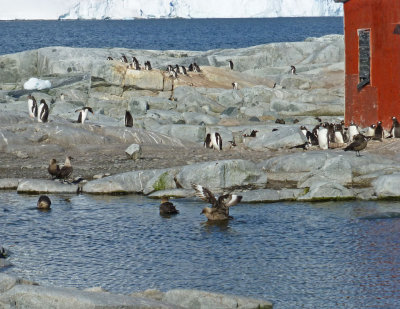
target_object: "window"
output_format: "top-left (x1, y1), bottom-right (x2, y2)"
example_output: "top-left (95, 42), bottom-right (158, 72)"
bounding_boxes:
top-left (357, 29), bottom-right (370, 90)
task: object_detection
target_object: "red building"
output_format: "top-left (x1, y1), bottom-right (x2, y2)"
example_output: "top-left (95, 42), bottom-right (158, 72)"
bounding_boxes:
top-left (335, 0), bottom-right (400, 129)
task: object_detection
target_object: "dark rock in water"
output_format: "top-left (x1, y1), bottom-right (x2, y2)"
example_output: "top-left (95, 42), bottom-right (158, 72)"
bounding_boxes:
top-left (360, 212), bottom-right (400, 220)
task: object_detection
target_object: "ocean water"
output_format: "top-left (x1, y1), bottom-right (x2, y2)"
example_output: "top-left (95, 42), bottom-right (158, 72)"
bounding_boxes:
top-left (2, 192), bottom-right (400, 308)
top-left (0, 17), bottom-right (343, 55)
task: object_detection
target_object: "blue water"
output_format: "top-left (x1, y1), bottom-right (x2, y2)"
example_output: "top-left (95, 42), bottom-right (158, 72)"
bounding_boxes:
top-left (0, 17), bottom-right (343, 55)
top-left (1, 192), bottom-right (400, 308)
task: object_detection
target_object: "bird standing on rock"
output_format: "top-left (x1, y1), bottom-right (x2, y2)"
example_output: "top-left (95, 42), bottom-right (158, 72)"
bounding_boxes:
top-left (58, 156), bottom-right (74, 181)
top-left (48, 159), bottom-right (60, 179)
top-left (344, 134), bottom-right (368, 157)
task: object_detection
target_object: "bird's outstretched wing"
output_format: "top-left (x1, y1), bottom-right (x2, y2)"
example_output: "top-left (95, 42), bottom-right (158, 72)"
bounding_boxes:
top-left (191, 183), bottom-right (217, 206)
top-left (219, 194), bottom-right (242, 208)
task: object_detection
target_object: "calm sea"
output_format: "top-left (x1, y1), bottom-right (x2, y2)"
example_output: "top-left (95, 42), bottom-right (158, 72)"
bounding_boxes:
top-left (0, 17), bottom-right (343, 55)
top-left (2, 192), bottom-right (400, 309)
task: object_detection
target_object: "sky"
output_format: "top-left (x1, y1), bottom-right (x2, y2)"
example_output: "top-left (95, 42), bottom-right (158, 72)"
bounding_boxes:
top-left (0, 0), bottom-right (74, 19)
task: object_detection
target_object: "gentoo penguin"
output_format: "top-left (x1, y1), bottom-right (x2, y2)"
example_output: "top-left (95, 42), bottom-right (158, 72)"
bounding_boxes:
top-left (290, 65), bottom-right (296, 75)
top-left (58, 156), bottom-right (73, 181)
top-left (300, 126), bottom-right (308, 138)
top-left (76, 107), bottom-right (94, 124)
top-left (193, 63), bottom-right (201, 72)
top-left (228, 60), bottom-right (234, 70)
top-left (344, 134), bottom-right (368, 156)
top-left (179, 65), bottom-right (187, 75)
top-left (390, 117), bottom-right (400, 138)
top-left (334, 123), bottom-right (345, 144)
top-left (106, 56), bottom-right (113, 60)
top-left (204, 133), bottom-right (212, 149)
top-left (174, 64), bottom-right (180, 73)
top-left (348, 121), bottom-right (359, 142)
top-left (191, 183), bottom-right (242, 221)
top-left (38, 99), bottom-right (49, 123)
top-left (188, 63), bottom-right (194, 72)
top-left (169, 70), bottom-right (178, 78)
top-left (159, 197), bottom-right (179, 216)
top-left (37, 195), bottom-right (51, 210)
top-left (365, 124), bottom-right (376, 137)
top-left (327, 123), bottom-right (336, 143)
top-left (144, 61), bottom-right (152, 70)
top-left (374, 121), bottom-right (384, 140)
top-left (317, 123), bottom-right (329, 150)
top-left (210, 132), bottom-right (222, 151)
top-left (121, 54), bottom-right (128, 63)
top-left (232, 82), bottom-right (238, 90)
top-left (27, 94), bottom-right (38, 118)
top-left (166, 64), bottom-right (174, 72)
top-left (48, 159), bottom-right (60, 179)
top-left (132, 57), bottom-right (140, 70)
top-left (125, 110), bottom-right (133, 127)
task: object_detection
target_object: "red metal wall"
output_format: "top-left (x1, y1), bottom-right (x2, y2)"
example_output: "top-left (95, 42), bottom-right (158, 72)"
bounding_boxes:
top-left (343, 0), bottom-right (400, 129)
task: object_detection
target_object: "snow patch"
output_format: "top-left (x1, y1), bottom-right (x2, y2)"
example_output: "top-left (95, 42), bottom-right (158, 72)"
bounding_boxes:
top-left (24, 78), bottom-right (52, 90)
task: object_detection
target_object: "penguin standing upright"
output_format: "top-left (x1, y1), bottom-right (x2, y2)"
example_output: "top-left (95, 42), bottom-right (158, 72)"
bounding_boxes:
top-left (334, 123), bottom-right (345, 144)
top-left (76, 107), bottom-right (94, 124)
top-left (374, 121), bottom-right (384, 140)
top-left (38, 99), bottom-right (49, 123)
top-left (27, 94), bottom-right (38, 118)
top-left (318, 123), bottom-right (329, 150)
top-left (204, 133), bottom-right (212, 148)
top-left (365, 124), bottom-right (376, 137)
top-left (390, 117), bottom-right (400, 138)
top-left (348, 121), bottom-right (359, 142)
top-left (228, 60), bottom-right (234, 70)
top-left (232, 82), bottom-right (238, 90)
top-left (125, 110), bottom-right (133, 127)
top-left (290, 65), bottom-right (296, 75)
top-left (210, 132), bottom-right (222, 151)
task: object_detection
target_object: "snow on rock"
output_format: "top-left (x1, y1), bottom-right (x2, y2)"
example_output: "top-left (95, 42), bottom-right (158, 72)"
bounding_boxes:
top-left (0, 0), bottom-right (343, 20)
top-left (23, 78), bottom-right (52, 90)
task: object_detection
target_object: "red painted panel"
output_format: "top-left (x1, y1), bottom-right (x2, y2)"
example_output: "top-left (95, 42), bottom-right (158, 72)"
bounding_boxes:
top-left (342, 0), bottom-right (400, 129)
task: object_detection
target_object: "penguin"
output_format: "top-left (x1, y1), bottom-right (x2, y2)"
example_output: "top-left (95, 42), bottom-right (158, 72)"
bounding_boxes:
top-left (125, 110), bottom-right (133, 127)
top-left (188, 63), bottom-right (194, 72)
top-left (210, 132), bottom-right (222, 151)
top-left (390, 117), bottom-right (400, 138)
top-left (37, 99), bottom-right (49, 123)
top-left (204, 133), bottom-right (212, 149)
top-left (48, 159), bottom-right (60, 179)
top-left (374, 121), bottom-right (384, 140)
top-left (300, 126), bottom-right (308, 138)
top-left (159, 197), bottom-right (179, 216)
top-left (179, 65), bottom-right (187, 75)
top-left (334, 123), bottom-right (345, 144)
top-left (144, 61), bottom-right (152, 70)
top-left (344, 134), bottom-right (368, 156)
top-left (317, 123), bottom-right (329, 150)
top-left (76, 107), bottom-right (94, 124)
top-left (293, 119), bottom-right (299, 124)
top-left (193, 63), bottom-right (201, 72)
top-left (121, 55), bottom-right (128, 63)
top-left (169, 70), bottom-right (178, 78)
top-left (106, 56), bottom-right (113, 60)
top-left (289, 142), bottom-right (311, 151)
top-left (232, 82), bottom-right (238, 90)
top-left (37, 195), bottom-right (51, 210)
top-left (58, 156), bottom-right (73, 181)
top-left (131, 57), bottom-right (140, 70)
top-left (348, 121), bottom-right (359, 142)
top-left (275, 119), bottom-right (285, 124)
top-left (243, 130), bottom-right (258, 137)
top-left (327, 123), bottom-right (336, 143)
top-left (290, 65), bottom-right (296, 75)
top-left (365, 124), bottom-right (376, 137)
top-left (228, 60), bottom-right (234, 70)
top-left (27, 94), bottom-right (37, 118)
top-left (174, 64), bottom-right (180, 73)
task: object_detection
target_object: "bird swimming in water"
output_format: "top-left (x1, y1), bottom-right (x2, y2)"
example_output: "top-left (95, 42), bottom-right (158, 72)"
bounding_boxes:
top-left (58, 156), bottom-right (73, 181)
top-left (48, 159), bottom-right (60, 179)
top-left (159, 197), bottom-right (179, 216)
top-left (37, 195), bottom-right (51, 210)
top-left (191, 183), bottom-right (242, 221)
top-left (344, 134), bottom-right (368, 157)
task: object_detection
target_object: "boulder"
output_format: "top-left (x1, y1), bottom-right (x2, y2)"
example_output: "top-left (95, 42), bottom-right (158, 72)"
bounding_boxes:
top-left (125, 144), bottom-right (142, 160)
top-left (245, 126), bottom-right (306, 150)
top-left (241, 188), bottom-right (304, 202)
top-left (0, 178), bottom-right (20, 190)
top-left (175, 160), bottom-right (267, 190)
top-left (373, 174), bottom-right (400, 198)
top-left (17, 179), bottom-right (79, 194)
top-left (298, 180), bottom-right (354, 201)
top-left (162, 289), bottom-right (272, 309)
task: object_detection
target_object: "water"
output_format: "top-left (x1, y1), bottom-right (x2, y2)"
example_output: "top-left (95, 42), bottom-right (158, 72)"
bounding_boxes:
top-left (0, 17), bottom-right (343, 55)
top-left (1, 192), bottom-right (400, 308)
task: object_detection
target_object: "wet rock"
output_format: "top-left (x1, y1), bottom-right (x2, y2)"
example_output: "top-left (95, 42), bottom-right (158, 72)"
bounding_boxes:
top-left (241, 188), bottom-right (304, 202)
top-left (162, 289), bottom-right (273, 309)
top-left (148, 189), bottom-right (193, 199)
top-left (373, 174), bottom-right (400, 198)
top-left (0, 178), bottom-right (20, 190)
top-left (298, 180), bottom-right (354, 201)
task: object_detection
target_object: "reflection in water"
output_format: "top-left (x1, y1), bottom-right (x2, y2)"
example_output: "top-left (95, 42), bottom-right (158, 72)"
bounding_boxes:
top-left (1, 192), bottom-right (400, 308)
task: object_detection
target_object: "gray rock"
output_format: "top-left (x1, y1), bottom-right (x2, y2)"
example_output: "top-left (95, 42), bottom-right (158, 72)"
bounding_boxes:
top-left (241, 188), bottom-right (304, 202)
top-left (125, 144), bottom-right (142, 160)
top-left (162, 289), bottom-right (272, 309)
top-left (0, 274), bottom-right (37, 293)
top-left (148, 189), bottom-right (194, 198)
top-left (129, 98), bottom-right (149, 116)
top-left (245, 126), bottom-right (306, 150)
top-left (298, 180), bottom-right (354, 201)
top-left (373, 174), bottom-right (400, 198)
top-left (17, 179), bottom-right (79, 194)
top-left (0, 284), bottom-right (181, 309)
top-left (0, 178), bottom-right (20, 190)
top-left (175, 160), bottom-right (267, 190)
top-left (155, 124), bottom-right (206, 143)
